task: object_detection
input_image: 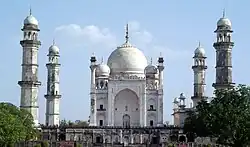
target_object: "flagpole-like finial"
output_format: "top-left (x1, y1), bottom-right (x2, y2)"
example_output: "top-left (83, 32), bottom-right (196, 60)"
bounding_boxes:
top-left (198, 41), bottom-right (201, 47)
top-left (29, 6), bottom-right (32, 15)
top-left (52, 38), bottom-right (55, 45)
top-left (150, 57), bottom-right (153, 65)
top-left (222, 8), bottom-right (225, 18)
top-left (101, 57), bottom-right (104, 63)
top-left (125, 23), bottom-right (129, 43)
top-left (160, 52), bottom-right (162, 57)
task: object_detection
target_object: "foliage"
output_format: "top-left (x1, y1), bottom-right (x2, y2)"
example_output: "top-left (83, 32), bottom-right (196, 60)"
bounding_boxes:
top-left (60, 119), bottom-right (88, 127)
top-left (76, 143), bottom-right (83, 147)
top-left (34, 144), bottom-right (42, 147)
top-left (0, 102), bottom-right (36, 146)
top-left (41, 141), bottom-right (49, 147)
top-left (184, 85), bottom-right (250, 147)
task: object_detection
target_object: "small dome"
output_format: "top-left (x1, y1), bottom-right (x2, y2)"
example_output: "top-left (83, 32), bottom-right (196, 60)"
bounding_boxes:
top-left (107, 41), bottom-right (147, 74)
top-left (96, 63), bottom-right (110, 76)
top-left (194, 46), bottom-right (205, 57)
top-left (179, 93), bottom-right (186, 100)
top-left (49, 45), bottom-right (59, 54)
top-left (217, 17), bottom-right (231, 27)
top-left (145, 65), bottom-right (158, 74)
top-left (24, 15), bottom-right (38, 26)
top-left (173, 97), bottom-right (179, 104)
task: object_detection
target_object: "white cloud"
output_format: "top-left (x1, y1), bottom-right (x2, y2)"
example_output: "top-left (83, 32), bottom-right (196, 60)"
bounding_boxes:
top-left (55, 24), bottom-right (117, 49)
top-left (54, 21), bottom-right (189, 60)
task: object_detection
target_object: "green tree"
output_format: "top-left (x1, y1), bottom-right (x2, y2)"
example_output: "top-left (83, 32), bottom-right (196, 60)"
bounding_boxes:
top-left (184, 100), bottom-right (212, 138)
top-left (41, 141), bottom-right (49, 147)
top-left (184, 85), bottom-right (250, 146)
top-left (60, 119), bottom-right (88, 127)
top-left (74, 120), bottom-right (88, 126)
top-left (0, 102), bottom-right (36, 146)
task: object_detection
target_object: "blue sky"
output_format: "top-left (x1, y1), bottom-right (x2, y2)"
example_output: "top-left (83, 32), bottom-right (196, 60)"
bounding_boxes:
top-left (0, 0), bottom-right (248, 123)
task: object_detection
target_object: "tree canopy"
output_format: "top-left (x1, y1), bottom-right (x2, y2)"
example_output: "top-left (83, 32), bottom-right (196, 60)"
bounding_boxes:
top-left (0, 102), bottom-right (37, 146)
top-left (60, 119), bottom-right (88, 127)
top-left (184, 85), bottom-right (250, 146)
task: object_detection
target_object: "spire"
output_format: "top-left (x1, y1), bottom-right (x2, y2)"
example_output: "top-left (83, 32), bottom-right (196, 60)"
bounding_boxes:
top-left (222, 8), bottom-right (225, 18)
top-left (29, 6), bottom-right (32, 15)
top-left (52, 38), bottom-right (55, 45)
top-left (150, 57), bottom-right (153, 65)
top-left (198, 41), bottom-right (201, 47)
top-left (101, 57), bottom-right (104, 63)
top-left (125, 23), bottom-right (129, 43)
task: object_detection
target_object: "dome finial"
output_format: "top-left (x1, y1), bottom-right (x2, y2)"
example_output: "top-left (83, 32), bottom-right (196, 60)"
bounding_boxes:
top-left (222, 8), bottom-right (226, 18)
top-left (150, 57), bottom-right (153, 65)
top-left (198, 41), bottom-right (201, 47)
top-left (125, 23), bottom-right (129, 43)
top-left (101, 57), bottom-right (104, 63)
top-left (52, 38), bottom-right (55, 45)
top-left (29, 5), bottom-right (32, 15)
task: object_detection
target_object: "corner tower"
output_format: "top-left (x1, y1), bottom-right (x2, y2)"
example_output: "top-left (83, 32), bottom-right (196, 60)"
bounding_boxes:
top-left (191, 42), bottom-right (207, 107)
top-left (45, 41), bottom-right (61, 126)
top-left (18, 9), bottom-right (41, 126)
top-left (89, 53), bottom-right (97, 126)
top-left (212, 11), bottom-right (234, 90)
top-left (157, 54), bottom-right (164, 124)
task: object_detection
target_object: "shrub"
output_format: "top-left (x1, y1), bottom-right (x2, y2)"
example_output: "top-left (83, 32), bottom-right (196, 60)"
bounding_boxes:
top-left (34, 144), bottom-right (42, 147)
top-left (41, 141), bottom-right (49, 147)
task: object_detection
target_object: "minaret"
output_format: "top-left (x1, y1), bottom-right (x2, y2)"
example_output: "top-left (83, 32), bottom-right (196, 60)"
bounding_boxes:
top-left (44, 40), bottom-right (61, 126)
top-left (89, 53), bottom-right (97, 126)
top-left (157, 53), bottom-right (164, 124)
top-left (178, 93), bottom-right (186, 127)
top-left (212, 10), bottom-right (234, 90)
top-left (18, 9), bottom-right (41, 126)
top-left (191, 42), bottom-right (207, 107)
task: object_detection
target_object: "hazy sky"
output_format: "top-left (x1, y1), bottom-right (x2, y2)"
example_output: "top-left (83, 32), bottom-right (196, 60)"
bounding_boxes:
top-left (0, 0), bottom-right (248, 123)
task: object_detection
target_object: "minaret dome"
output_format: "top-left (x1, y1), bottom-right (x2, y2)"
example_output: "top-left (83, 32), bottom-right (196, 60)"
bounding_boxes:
top-left (216, 9), bottom-right (232, 28)
top-left (49, 44), bottom-right (60, 54)
top-left (23, 8), bottom-right (38, 26)
top-left (194, 42), bottom-right (205, 57)
top-left (96, 64), bottom-right (110, 77)
top-left (145, 58), bottom-right (157, 74)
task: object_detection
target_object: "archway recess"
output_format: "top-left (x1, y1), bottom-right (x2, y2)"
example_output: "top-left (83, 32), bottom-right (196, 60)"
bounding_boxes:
top-left (114, 88), bottom-right (140, 126)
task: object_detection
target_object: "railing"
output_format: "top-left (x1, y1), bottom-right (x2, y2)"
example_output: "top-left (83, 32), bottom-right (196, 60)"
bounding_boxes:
top-left (15, 141), bottom-right (230, 147)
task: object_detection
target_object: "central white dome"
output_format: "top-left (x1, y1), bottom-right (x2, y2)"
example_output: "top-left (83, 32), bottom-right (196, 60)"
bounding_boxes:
top-left (107, 41), bottom-right (147, 74)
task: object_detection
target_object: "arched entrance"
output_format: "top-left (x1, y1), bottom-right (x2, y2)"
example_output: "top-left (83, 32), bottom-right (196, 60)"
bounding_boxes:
top-left (123, 114), bottom-right (130, 127)
top-left (114, 88), bottom-right (140, 126)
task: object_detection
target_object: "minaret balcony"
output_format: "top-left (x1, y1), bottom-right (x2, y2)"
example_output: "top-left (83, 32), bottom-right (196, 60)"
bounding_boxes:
top-left (147, 108), bottom-right (156, 111)
top-left (213, 42), bottom-right (234, 48)
top-left (20, 40), bottom-right (41, 46)
top-left (46, 63), bottom-right (61, 66)
top-left (21, 63), bottom-right (38, 67)
top-left (192, 65), bottom-right (207, 69)
top-left (20, 105), bottom-right (39, 108)
top-left (44, 94), bottom-right (62, 99)
top-left (18, 81), bottom-right (41, 86)
top-left (97, 108), bottom-right (106, 111)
